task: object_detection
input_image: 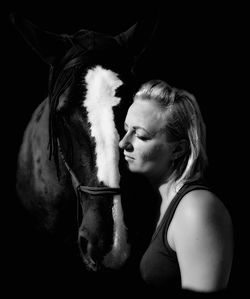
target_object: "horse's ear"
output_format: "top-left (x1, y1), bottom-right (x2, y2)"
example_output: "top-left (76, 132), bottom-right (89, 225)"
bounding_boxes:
top-left (9, 12), bottom-right (71, 66)
top-left (115, 9), bottom-right (159, 59)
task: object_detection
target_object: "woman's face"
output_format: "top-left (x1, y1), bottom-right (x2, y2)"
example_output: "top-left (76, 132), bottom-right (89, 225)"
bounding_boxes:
top-left (119, 99), bottom-right (175, 182)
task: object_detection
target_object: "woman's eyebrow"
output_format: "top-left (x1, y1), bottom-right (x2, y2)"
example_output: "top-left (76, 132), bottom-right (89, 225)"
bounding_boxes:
top-left (133, 126), bottom-right (152, 135)
top-left (124, 123), bottom-right (153, 136)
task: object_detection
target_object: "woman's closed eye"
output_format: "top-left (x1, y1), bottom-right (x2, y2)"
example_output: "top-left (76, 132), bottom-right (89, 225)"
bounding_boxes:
top-left (134, 131), bottom-right (151, 141)
top-left (124, 124), bottom-right (151, 141)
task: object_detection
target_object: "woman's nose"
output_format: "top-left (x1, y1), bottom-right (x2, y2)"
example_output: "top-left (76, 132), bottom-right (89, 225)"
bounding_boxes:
top-left (119, 133), bottom-right (133, 150)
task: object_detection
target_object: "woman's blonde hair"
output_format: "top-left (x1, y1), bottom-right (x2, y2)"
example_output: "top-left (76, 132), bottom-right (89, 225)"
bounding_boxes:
top-left (134, 80), bottom-right (208, 186)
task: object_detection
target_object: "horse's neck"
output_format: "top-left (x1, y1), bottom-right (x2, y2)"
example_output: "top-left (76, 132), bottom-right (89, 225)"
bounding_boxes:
top-left (17, 98), bottom-right (66, 203)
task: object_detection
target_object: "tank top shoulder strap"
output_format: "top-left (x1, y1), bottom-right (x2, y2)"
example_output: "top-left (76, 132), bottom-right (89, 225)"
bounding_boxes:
top-left (164, 183), bottom-right (211, 231)
top-left (152, 182), bottom-right (211, 242)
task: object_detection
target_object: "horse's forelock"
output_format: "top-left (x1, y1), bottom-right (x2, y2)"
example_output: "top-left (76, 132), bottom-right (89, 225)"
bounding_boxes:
top-left (47, 48), bottom-right (91, 178)
top-left (48, 66), bottom-right (75, 179)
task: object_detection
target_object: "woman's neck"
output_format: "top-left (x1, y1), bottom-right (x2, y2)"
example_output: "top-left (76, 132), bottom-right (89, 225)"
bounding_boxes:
top-left (156, 179), bottom-right (183, 227)
top-left (146, 169), bottom-right (184, 226)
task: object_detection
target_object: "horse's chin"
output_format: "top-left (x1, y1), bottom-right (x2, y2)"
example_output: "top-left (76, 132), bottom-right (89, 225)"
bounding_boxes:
top-left (82, 254), bottom-right (124, 273)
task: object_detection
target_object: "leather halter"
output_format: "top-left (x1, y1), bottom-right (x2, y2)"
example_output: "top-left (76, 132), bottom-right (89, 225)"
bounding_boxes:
top-left (57, 138), bottom-right (121, 197)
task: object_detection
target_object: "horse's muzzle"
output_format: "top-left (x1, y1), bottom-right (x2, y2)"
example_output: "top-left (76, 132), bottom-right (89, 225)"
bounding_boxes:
top-left (78, 231), bottom-right (102, 271)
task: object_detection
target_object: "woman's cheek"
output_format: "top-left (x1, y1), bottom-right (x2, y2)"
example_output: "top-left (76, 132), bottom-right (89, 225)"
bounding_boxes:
top-left (140, 143), bottom-right (165, 162)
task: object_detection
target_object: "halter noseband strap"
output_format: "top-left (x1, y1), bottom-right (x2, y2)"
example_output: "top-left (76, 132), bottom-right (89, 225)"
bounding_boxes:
top-left (57, 138), bottom-right (121, 196)
top-left (77, 185), bottom-right (121, 196)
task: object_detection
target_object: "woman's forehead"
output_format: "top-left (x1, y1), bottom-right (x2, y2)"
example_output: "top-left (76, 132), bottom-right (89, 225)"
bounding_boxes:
top-left (126, 100), bottom-right (166, 131)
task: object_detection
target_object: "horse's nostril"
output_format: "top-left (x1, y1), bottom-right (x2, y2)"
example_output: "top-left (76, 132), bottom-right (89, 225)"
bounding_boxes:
top-left (78, 235), bottom-right (102, 269)
top-left (79, 235), bottom-right (88, 255)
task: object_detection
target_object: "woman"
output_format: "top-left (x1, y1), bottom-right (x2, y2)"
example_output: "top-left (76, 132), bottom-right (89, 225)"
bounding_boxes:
top-left (119, 80), bottom-right (233, 294)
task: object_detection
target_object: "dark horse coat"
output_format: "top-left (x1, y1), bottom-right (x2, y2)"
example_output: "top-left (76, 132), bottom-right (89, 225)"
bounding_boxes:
top-left (11, 12), bottom-right (158, 272)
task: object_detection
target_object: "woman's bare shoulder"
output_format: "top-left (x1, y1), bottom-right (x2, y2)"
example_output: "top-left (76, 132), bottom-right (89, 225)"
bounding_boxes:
top-left (170, 188), bottom-right (233, 247)
top-left (171, 189), bottom-right (234, 291)
top-left (176, 189), bottom-right (232, 225)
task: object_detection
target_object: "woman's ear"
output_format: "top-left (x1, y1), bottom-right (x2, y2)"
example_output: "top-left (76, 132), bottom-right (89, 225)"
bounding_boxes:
top-left (172, 139), bottom-right (188, 160)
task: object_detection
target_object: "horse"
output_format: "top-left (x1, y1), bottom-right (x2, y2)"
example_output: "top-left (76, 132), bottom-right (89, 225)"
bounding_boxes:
top-left (10, 12), bottom-right (158, 273)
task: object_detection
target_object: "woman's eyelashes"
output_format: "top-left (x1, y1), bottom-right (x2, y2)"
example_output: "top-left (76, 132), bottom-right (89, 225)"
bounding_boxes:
top-left (135, 131), bottom-right (150, 141)
top-left (124, 124), bottom-right (151, 141)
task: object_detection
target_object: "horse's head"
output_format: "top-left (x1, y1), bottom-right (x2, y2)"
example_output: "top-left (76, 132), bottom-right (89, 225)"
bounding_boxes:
top-left (11, 12), bottom-right (158, 271)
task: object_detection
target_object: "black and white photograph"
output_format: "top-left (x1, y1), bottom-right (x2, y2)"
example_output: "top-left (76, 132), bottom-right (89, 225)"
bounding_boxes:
top-left (4, 1), bottom-right (245, 297)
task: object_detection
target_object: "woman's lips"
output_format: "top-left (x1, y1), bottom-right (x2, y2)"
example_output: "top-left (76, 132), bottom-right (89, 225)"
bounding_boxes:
top-left (124, 154), bottom-right (134, 161)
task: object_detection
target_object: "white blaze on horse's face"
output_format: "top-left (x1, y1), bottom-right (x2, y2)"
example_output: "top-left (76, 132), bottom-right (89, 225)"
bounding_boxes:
top-left (83, 65), bottom-right (130, 268)
top-left (84, 65), bottom-right (122, 187)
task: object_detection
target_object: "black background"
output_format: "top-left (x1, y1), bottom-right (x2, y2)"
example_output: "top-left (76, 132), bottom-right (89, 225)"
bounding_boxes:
top-left (4, 1), bottom-right (246, 297)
